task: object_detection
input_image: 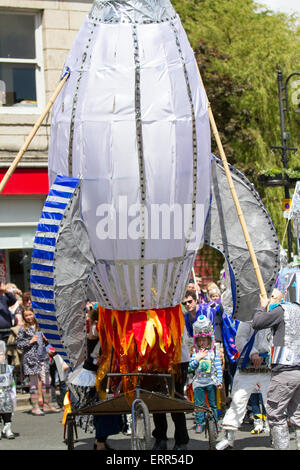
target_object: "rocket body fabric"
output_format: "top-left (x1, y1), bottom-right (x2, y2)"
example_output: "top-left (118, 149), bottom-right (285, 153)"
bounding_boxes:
top-left (31, 0), bottom-right (211, 393)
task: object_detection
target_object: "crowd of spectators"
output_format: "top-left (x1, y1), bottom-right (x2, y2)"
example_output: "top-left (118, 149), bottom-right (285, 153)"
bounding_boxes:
top-left (0, 282), bottom-right (66, 413)
top-left (2, 268), bottom-right (299, 451)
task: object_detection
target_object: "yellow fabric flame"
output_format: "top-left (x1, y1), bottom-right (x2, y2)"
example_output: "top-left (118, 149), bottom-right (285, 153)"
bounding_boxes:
top-left (62, 391), bottom-right (72, 425)
top-left (141, 310), bottom-right (166, 355)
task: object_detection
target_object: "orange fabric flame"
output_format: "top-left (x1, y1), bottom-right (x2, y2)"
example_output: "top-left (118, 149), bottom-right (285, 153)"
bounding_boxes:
top-left (95, 305), bottom-right (184, 398)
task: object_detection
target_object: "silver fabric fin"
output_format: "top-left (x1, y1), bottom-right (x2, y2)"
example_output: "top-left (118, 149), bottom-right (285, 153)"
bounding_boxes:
top-left (204, 156), bottom-right (280, 321)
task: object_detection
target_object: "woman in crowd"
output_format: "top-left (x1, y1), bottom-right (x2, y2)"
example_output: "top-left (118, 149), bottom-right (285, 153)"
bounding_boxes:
top-left (16, 308), bottom-right (60, 416)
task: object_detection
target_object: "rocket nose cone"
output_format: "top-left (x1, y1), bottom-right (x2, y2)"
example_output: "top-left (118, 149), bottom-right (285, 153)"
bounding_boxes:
top-left (90, 0), bottom-right (176, 23)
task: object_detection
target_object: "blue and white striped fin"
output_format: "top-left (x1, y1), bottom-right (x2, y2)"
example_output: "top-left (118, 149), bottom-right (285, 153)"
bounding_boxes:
top-left (31, 175), bottom-right (81, 368)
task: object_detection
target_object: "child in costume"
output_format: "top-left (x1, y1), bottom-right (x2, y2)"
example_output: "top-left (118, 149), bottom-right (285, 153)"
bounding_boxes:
top-left (189, 315), bottom-right (223, 433)
top-left (0, 341), bottom-right (16, 439)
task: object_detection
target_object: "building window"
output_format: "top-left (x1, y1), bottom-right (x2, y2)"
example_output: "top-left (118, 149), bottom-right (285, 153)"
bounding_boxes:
top-left (0, 10), bottom-right (45, 113)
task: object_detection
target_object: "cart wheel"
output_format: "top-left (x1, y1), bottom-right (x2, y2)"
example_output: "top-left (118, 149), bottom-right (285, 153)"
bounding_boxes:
top-left (67, 415), bottom-right (75, 451)
top-left (131, 399), bottom-right (151, 450)
top-left (206, 414), bottom-right (217, 450)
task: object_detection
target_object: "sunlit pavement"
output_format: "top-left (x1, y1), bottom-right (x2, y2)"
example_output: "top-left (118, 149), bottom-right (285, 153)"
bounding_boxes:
top-left (0, 407), bottom-right (297, 451)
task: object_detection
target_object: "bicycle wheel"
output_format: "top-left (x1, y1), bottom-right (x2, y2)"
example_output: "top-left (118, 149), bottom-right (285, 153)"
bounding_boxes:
top-left (131, 399), bottom-right (152, 450)
top-left (66, 415), bottom-right (75, 451)
top-left (205, 413), bottom-right (217, 450)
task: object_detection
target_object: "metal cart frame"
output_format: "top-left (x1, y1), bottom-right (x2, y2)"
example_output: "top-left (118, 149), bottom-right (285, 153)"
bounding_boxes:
top-left (64, 372), bottom-right (218, 450)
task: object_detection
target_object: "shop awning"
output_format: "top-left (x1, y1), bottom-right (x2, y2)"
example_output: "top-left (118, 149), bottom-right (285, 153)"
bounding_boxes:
top-left (0, 168), bottom-right (48, 195)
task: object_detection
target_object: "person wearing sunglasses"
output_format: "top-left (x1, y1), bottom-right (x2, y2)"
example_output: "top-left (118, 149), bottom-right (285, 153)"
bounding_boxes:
top-left (183, 290), bottom-right (201, 338)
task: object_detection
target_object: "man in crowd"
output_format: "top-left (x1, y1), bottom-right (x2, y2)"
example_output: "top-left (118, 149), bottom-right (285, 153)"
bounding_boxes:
top-left (0, 282), bottom-right (16, 342)
top-left (183, 290), bottom-right (202, 337)
top-left (187, 277), bottom-right (208, 304)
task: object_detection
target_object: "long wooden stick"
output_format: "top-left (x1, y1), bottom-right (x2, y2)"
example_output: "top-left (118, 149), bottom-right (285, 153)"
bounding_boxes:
top-left (0, 71), bottom-right (70, 195)
top-left (281, 218), bottom-right (289, 248)
top-left (198, 70), bottom-right (268, 299)
top-left (191, 267), bottom-right (199, 300)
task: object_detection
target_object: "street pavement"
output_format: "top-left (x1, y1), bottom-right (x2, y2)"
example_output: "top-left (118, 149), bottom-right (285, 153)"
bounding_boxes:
top-left (0, 396), bottom-right (297, 452)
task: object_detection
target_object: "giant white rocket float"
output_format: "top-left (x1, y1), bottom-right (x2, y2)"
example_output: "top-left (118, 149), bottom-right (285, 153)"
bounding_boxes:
top-left (30, 0), bottom-right (280, 394)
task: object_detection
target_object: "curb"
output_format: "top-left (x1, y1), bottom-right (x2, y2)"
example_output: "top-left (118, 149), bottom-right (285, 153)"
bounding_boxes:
top-left (16, 391), bottom-right (63, 412)
top-left (16, 393), bottom-right (31, 411)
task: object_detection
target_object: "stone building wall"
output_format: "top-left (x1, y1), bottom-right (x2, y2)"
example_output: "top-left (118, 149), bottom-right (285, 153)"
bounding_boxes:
top-left (0, 0), bottom-right (92, 168)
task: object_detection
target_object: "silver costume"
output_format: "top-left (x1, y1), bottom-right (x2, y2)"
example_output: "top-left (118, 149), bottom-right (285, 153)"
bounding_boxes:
top-left (267, 303), bottom-right (300, 450)
top-left (0, 341), bottom-right (16, 415)
top-left (252, 274), bottom-right (300, 450)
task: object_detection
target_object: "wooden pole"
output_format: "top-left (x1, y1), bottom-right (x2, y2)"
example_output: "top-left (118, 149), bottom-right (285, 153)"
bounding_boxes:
top-left (198, 70), bottom-right (268, 299)
top-left (281, 218), bottom-right (289, 248)
top-left (191, 267), bottom-right (199, 300)
top-left (0, 71), bottom-right (70, 195)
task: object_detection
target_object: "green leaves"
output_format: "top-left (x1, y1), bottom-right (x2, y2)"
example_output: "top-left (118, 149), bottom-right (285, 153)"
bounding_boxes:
top-left (172, 0), bottom-right (300, 247)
